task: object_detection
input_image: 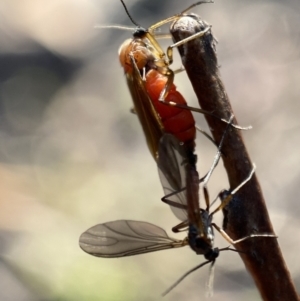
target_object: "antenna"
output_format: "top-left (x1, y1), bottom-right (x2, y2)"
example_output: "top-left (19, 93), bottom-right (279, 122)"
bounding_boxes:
top-left (120, 0), bottom-right (140, 27)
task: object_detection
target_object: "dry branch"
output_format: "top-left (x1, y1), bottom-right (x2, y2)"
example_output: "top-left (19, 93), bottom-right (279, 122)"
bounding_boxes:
top-left (170, 14), bottom-right (298, 301)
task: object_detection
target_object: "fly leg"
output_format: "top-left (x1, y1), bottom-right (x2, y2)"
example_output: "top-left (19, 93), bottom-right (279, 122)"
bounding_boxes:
top-left (211, 222), bottom-right (277, 245)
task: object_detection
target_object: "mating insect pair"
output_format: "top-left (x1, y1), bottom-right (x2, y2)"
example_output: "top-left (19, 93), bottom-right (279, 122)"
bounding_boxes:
top-left (79, 124), bottom-right (275, 295)
top-left (79, 0), bottom-right (277, 296)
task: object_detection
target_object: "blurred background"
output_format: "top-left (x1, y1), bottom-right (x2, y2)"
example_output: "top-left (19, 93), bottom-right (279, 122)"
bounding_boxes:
top-left (0, 0), bottom-right (299, 300)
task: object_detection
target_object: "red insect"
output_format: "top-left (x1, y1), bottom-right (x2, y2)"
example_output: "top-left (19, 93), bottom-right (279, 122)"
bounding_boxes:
top-left (117, 0), bottom-right (244, 160)
top-left (119, 30), bottom-right (197, 158)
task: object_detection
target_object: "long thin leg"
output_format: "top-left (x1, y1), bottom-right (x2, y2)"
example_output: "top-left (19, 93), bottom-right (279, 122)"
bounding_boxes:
top-left (196, 125), bottom-right (221, 151)
top-left (202, 115), bottom-right (234, 209)
top-left (166, 26), bottom-right (211, 65)
top-left (132, 107), bottom-right (219, 152)
top-left (149, 0), bottom-right (213, 32)
top-left (161, 172), bottom-right (206, 205)
top-left (211, 222), bottom-right (277, 245)
top-left (209, 164), bottom-right (256, 217)
top-left (173, 66), bottom-right (185, 74)
top-left (172, 220), bottom-right (189, 233)
top-left (158, 99), bottom-right (251, 130)
top-left (203, 115), bottom-right (234, 187)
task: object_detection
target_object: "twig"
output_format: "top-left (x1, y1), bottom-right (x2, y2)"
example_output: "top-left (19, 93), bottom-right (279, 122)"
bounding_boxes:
top-left (170, 14), bottom-right (298, 301)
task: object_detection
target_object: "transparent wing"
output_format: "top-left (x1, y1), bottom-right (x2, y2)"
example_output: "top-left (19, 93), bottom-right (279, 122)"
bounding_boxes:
top-left (126, 56), bottom-right (164, 159)
top-left (79, 220), bottom-right (186, 257)
top-left (157, 134), bottom-right (189, 221)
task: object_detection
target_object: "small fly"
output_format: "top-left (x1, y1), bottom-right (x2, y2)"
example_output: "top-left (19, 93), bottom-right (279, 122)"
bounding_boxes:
top-left (79, 128), bottom-right (276, 294)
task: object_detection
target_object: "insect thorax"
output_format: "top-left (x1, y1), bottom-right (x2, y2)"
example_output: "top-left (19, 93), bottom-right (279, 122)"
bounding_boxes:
top-left (188, 210), bottom-right (215, 256)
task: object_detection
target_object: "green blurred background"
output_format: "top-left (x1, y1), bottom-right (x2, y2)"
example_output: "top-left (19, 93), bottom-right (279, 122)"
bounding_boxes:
top-left (0, 0), bottom-right (300, 300)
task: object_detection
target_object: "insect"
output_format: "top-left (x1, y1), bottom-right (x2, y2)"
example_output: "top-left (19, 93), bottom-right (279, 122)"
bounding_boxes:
top-left (115, 0), bottom-right (250, 159)
top-left (79, 130), bottom-right (276, 294)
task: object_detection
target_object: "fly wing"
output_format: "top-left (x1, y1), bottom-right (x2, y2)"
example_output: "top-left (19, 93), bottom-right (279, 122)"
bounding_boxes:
top-left (126, 56), bottom-right (164, 160)
top-left (157, 134), bottom-right (190, 221)
top-left (79, 220), bottom-right (184, 257)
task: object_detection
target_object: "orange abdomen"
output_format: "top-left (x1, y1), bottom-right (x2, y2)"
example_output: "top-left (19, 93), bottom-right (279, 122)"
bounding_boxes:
top-left (145, 69), bottom-right (196, 150)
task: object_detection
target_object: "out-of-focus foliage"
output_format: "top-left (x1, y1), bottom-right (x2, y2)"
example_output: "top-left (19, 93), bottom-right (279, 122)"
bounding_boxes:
top-left (0, 0), bottom-right (299, 300)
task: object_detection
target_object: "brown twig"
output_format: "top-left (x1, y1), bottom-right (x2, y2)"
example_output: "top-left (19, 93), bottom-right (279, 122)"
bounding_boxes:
top-left (170, 14), bottom-right (298, 301)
